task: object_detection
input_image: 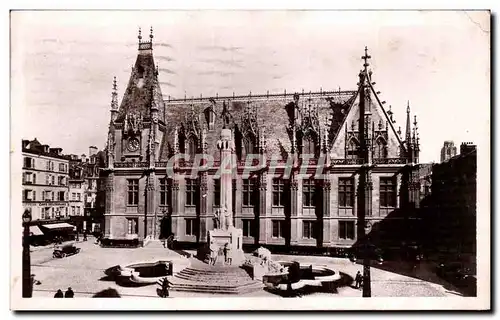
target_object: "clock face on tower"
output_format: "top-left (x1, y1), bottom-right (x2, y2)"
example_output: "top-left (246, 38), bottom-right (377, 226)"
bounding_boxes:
top-left (127, 138), bottom-right (140, 152)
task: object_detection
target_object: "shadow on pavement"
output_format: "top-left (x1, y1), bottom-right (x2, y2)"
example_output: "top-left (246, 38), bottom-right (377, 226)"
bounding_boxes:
top-left (93, 288), bottom-right (121, 298)
top-left (263, 271), bottom-right (354, 297)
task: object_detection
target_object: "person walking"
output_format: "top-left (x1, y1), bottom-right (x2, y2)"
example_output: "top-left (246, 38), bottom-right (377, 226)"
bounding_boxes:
top-left (355, 271), bottom-right (362, 289)
top-left (54, 289), bottom-right (64, 298)
top-left (64, 287), bottom-right (74, 298)
top-left (160, 278), bottom-right (170, 298)
top-left (223, 243), bottom-right (228, 265)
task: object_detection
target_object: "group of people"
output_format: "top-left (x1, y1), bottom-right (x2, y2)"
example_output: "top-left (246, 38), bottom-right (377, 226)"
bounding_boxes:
top-left (54, 287), bottom-right (74, 298)
top-left (209, 242), bottom-right (232, 266)
top-left (159, 277), bottom-right (170, 298)
top-left (354, 271), bottom-right (365, 289)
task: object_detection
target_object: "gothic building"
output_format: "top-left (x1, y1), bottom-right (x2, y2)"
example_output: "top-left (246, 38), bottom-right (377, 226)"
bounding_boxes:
top-left (101, 29), bottom-right (422, 250)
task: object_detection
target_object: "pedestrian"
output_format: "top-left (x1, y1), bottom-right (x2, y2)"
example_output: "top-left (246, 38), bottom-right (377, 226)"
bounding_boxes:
top-left (83, 231), bottom-right (87, 241)
top-left (226, 245), bottom-right (232, 266)
top-left (161, 277), bottom-right (170, 298)
top-left (223, 243), bottom-right (228, 265)
top-left (354, 271), bottom-right (362, 289)
top-left (64, 287), bottom-right (74, 298)
top-left (54, 289), bottom-right (63, 298)
top-left (360, 275), bottom-right (365, 290)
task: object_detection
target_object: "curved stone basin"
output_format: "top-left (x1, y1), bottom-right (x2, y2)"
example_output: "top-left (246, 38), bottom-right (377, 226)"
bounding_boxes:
top-left (106, 260), bottom-right (173, 285)
top-left (263, 261), bottom-right (340, 291)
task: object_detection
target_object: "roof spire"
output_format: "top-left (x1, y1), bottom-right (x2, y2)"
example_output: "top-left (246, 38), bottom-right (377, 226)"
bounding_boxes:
top-left (111, 76), bottom-right (118, 111)
top-left (405, 100), bottom-right (411, 143)
top-left (138, 26), bottom-right (153, 51)
top-left (362, 46), bottom-right (371, 72)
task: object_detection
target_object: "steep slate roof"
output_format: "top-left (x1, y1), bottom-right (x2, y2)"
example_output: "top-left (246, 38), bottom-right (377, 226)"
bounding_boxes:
top-left (159, 91), bottom-right (357, 161)
top-left (115, 51), bottom-right (166, 124)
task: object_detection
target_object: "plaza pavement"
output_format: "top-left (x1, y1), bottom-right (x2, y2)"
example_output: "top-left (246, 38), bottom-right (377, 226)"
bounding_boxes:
top-left (30, 240), bottom-right (462, 298)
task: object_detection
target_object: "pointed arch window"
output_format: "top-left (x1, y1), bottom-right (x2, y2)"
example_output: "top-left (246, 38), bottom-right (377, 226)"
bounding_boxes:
top-left (375, 138), bottom-right (387, 159)
top-left (347, 139), bottom-right (359, 159)
top-left (187, 136), bottom-right (198, 159)
top-left (243, 136), bottom-right (256, 156)
top-left (302, 134), bottom-right (318, 156)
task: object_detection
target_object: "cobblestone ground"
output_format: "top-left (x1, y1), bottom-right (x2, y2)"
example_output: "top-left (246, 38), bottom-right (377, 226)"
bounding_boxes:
top-left (30, 240), bottom-right (461, 298)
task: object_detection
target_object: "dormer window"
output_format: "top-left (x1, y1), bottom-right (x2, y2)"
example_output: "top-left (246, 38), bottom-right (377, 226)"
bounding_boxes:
top-left (187, 136), bottom-right (198, 159)
top-left (302, 135), bottom-right (317, 156)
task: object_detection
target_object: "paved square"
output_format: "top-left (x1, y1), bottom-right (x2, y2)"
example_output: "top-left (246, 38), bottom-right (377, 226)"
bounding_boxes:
top-left (30, 240), bottom-right (460, 298)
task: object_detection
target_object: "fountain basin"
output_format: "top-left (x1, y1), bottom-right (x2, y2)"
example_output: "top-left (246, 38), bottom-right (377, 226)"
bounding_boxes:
top-left (105, 260), bottom-right (174, 285)
top-left (263, 261), bottom-right (340, 291)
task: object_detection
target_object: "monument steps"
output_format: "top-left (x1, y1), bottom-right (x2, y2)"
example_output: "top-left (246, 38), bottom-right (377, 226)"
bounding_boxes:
top-left (168, 259), bottom-right (263, 294)
top-left (168, 280), bottom-right (263, 294)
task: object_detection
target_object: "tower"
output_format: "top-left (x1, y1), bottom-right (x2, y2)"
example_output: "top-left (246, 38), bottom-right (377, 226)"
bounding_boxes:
top-left (103, 27), bottom-right (168, 244)
top-left (441, 141), bottom-right (457, 162)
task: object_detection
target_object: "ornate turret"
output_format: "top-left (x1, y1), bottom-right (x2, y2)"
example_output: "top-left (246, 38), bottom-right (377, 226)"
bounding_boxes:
top-left (110, 77), bottom-right (118, 123)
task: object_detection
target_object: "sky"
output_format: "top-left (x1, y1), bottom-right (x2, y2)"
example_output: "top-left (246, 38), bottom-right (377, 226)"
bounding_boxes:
top-left (11, 10), bottom-right (490, 163)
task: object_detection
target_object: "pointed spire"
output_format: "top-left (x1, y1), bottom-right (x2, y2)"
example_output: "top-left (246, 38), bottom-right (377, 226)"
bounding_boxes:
top-left (173, 126), bottom-right (179, 153)
top-left (361, 46), bottom-right (371, 72)
top-left (405, 100), bottom-right (411, 142)
top-left (150, 26), bottom-right (154, 41)
top-left (111, 77), bottom-right (118, 112)
top-left (138, 27), bottom-right (142, 43)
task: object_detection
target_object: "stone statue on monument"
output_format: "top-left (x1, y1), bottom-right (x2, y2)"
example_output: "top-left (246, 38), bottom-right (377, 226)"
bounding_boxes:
top-left (213, 209), bottom-right (221, 229)
top-left (221, 205), bottom-right (232, 230)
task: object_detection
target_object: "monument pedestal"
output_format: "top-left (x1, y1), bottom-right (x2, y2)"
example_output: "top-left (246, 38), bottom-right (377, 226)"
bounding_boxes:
top-left (208, 227), bottom-right (246, 266)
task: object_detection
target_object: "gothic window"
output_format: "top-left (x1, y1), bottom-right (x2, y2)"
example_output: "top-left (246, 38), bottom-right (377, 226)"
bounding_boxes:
top-left (127, 179), bottom-right (139, 206)
top-left (339, 221), bottom-right (355, 240)
top-left (303, 221), bottom-right (316, 239)
top-left (347, 139), bottom-right (359, 159)
top-left (159, 178), bottom-right (171, 207)
top-left (213, 178), bottom-right (220, 207)
top-left (187, 136), bottom-right (197, 159)
top-left (339, 178), bottom-right (354, 207)
top-left (185, 179), bottom-right (198, 206)
top-left (242, 219), bottom-right (255, 237)
top-left (302, 179), bottom-right (316, 207)
top-left (272, 220), bottom-right (284, 238)
top-left (380, 177), bottom-right (397, 207)
top-left (205, 107), bottom-right (215, 131)
top-left (185, 218), bottom-right (197, 236)
top-left (242, 178), bottom-right (257, 207)
top-left (375, 138), bottom-right (387, 159)
top-left (244, 136), bottom-right (256, 156)
top-left (272, 178), bottom-right (286, 207)
top-left (302, 135), bottom-right (317, 156)
top-left (127, 218), bottom-right (139, 234)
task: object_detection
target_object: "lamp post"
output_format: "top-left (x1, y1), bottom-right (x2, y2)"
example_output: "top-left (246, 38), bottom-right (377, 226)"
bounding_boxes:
top-left (22, 209), bottom-right (32, 298)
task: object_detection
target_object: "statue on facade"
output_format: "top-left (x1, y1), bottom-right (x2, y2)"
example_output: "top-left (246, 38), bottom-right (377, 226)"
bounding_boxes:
top-left (221, 205), bottom-right (232, 230)
top-left (213, 210), bottom-right (221, 229)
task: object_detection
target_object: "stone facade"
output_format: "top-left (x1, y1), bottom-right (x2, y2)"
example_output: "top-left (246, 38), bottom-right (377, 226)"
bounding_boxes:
top-left (102, 32), bottom-right (422, 250)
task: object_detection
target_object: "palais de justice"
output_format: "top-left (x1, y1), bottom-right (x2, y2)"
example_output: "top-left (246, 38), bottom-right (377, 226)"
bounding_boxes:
top-left (101, 30), bottom-right (423, 251)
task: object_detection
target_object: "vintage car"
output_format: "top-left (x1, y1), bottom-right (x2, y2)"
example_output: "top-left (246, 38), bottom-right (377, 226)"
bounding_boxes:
top-left (53, 243), bottom-right (81, 258)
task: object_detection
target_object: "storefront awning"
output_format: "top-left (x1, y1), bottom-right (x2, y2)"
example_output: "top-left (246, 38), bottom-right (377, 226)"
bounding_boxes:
top-left (29, 226), bottom-right (44, 236)
top-left (42, 222), bottom-right (76, 231)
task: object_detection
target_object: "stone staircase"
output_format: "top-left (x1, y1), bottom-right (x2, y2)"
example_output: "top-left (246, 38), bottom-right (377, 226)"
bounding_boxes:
top-left (169, 259), bottom-right (264, 294)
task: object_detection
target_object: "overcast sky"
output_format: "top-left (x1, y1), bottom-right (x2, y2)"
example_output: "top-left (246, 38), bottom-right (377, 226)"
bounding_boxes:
top-left (11, 10), bottom-right (490, 163)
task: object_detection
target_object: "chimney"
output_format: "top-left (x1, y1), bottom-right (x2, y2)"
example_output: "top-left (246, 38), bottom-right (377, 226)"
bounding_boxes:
top-left (89, 146), bottom-right (98, 157)
top-left (460, 142), bottom-right (476, 155)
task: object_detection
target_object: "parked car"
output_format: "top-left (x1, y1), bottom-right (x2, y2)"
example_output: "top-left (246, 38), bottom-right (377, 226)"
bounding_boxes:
top-left (348, 244), bottom-right (385, 264)
top-left (436, 262), bottom-right (476, 296)
top-left (53, 243), bottom-right (81, 258)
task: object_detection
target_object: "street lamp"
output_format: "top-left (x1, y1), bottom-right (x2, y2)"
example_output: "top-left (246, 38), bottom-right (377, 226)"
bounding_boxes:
top-left (22, 209), bottom-right (32, 298)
